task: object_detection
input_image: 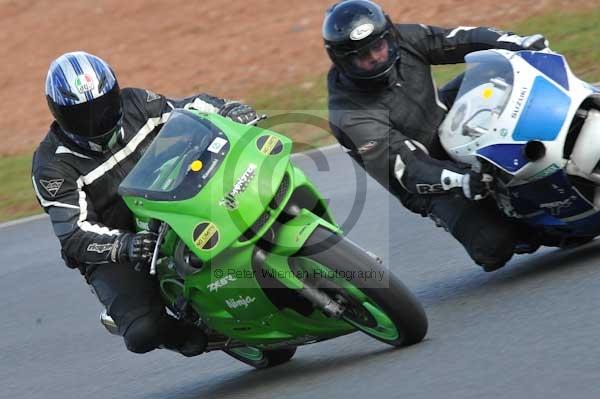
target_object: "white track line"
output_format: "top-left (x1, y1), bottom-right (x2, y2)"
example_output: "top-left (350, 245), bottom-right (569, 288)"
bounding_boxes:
top-left (291, 143), bottom-right (341, 159)
top-left (0, 213), bottom-right (47, 229)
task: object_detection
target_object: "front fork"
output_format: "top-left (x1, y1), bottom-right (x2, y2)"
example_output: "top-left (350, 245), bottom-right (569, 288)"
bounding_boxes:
top-left (299, 282), bottom-right (345, 318)
top-left (256, 210), bottom-right (385, 319)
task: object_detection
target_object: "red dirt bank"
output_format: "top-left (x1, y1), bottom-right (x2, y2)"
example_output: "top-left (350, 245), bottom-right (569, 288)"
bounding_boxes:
top-left (0, 0), bottom-right (595, 155)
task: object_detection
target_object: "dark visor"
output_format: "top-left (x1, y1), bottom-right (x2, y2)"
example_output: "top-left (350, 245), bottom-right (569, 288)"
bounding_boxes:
top-left (51, 84), bottom-right (122, 138)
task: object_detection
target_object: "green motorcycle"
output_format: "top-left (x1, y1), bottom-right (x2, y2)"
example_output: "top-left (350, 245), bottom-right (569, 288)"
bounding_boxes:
top-left (102, 108), bottom-right (427, 368)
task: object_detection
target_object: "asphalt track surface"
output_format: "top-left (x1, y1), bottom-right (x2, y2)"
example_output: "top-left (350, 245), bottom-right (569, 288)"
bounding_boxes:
top-left (3, 145), bottom-right (600, 399)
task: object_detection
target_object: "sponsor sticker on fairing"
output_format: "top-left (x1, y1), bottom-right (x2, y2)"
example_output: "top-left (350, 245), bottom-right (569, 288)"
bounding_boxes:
top-left (225, 296), bottom-right (256, 309)
top-left (256, 135), bottom-right (283, 155)
top-left (219, 164), bottom-right (257, 210)
top-left (207, 275), bottom-right (237, 292)
top-left (201, 159), bottom-right (219, 179)
top-left (530, 164), bottom-right (560, 180)
top-left (192, 222), bottom-right (220, 250)
top-left (190, 160), bottom-right (203, 172)
top-left (540, 195), bottom-right (577, 216)
top-left (511, 87), bottom-right (529, 119)
top-left (207, 137), bottom-right (228, 154)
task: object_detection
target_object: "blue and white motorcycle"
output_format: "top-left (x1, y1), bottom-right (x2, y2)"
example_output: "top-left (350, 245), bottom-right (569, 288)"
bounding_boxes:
top-left (439, 49), bottom-right (600, 246)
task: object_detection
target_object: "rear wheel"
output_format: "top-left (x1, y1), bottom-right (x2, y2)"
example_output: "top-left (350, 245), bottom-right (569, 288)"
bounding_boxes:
top-left (224, 346), bottom-right (297, 369)
top-left (294, 227), bottom-right (427, 347)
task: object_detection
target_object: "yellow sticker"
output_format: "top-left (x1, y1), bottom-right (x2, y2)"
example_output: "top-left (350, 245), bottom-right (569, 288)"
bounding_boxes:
top-left (190, 160), bottom-right (203, 172)
top-left (193, 222), bottom-right (219, 250)
top-left (261, 136), bottom-right (279, 155)
top-left (257, 135), bottom-right (283, 155)
top-left (482, 88), bottom-right (494, 99)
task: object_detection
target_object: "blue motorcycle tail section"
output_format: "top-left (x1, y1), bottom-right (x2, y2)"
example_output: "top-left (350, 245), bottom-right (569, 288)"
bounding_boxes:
top-left (512, 76), bottom-right (571, 142)
top-left (518, 51), bottom-right (570, 90)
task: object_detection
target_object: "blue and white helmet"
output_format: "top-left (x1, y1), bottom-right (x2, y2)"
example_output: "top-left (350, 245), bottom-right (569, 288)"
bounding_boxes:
top-left (45, 51), bottom-right (122, 153)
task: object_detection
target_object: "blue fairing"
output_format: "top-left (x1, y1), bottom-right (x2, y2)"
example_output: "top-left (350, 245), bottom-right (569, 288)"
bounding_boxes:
top-left (508, 170), bottom-right (600, 236)
top-left (518, 51), bottom-right (569, 90)
top-left (512, 76), bottom-right (571, 141)
top-left (477, 143), bottom-right (528, 173)
top-left (525, 211), bottom-right (600, 236)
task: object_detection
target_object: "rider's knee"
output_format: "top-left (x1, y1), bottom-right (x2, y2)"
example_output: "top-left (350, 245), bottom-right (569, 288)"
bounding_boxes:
top-left (123, 314), bottom-right (162, 354)
top-left (467, 231), bottom-right (515, 272)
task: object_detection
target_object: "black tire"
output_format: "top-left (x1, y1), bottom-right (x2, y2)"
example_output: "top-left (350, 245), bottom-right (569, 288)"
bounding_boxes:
top-left (295, 227), bottom-right (427, 347)
top-left (223, 346), bottom-right (297, 369)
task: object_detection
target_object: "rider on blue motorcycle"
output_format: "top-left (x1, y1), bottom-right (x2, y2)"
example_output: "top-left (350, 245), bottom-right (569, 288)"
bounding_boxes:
top-left (323, 0), bottom-right (548, 271)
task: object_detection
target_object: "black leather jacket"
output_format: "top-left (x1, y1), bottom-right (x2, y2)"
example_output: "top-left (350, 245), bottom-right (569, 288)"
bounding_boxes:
top-left (32, 88), bottom-right (227, 270)
top-left (328, 24), bottom-right (535, 214)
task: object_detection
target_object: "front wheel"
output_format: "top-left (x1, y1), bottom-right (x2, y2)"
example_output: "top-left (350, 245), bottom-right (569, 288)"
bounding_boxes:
top-left (223, 346), bottom-right (297, 369)
top-left (294, 227), bottom-right (427, 347)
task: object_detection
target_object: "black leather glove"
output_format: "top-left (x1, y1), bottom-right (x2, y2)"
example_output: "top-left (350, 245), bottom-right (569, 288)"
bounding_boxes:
top-left (440, 169), bottom-right (493, 201)
top-left (111, 231), bottom-right (158, 267)
top-left (521, 34), bottom-right (549, 51)
top-left (219, 101), bottom-right (257, 124)
top-left (460, 171), bottom-right (494, 200)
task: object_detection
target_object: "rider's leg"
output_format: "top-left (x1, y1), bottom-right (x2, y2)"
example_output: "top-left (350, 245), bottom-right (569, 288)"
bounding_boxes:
top-left (427, 194), bottom-right (524, 271)
top-left (86, 263), bottom-right (206, 356)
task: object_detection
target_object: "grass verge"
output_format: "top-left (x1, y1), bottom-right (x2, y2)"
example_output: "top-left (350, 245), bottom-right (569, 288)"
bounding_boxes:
top-left (0, 154), bottom-right (39, 222)
top-left (2, 9), bottom-right (600, 223)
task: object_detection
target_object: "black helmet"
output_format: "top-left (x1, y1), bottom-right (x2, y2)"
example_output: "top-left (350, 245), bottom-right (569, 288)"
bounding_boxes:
top-left (46, 51), bottom-right (123, 154)
top-left (323, 0), bottom-right (399, 80)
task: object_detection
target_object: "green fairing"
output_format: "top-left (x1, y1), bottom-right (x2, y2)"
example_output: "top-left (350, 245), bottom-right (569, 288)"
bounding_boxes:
top-left (119, 109), bottom-right (405, 349)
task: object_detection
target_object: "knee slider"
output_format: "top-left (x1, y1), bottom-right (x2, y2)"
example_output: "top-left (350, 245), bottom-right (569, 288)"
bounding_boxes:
top-left (468, 231), bottom-right (514, 269)
top-left (123, 314), bottom-right (162, 354)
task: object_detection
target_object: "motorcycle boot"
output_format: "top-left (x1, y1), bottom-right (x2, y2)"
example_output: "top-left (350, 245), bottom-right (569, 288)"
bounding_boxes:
top-left (512, 226), bottom-right (542, 255)
top-left (513, 241), bottom-right (541, 255)
top-left (161, 319), bottom-right (208, 357)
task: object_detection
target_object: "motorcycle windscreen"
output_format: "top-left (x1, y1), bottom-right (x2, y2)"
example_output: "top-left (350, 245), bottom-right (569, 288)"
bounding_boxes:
top-left (119, 109), bottom-right (230, 201)
top-left (457, 51), bottom-right (515, 102)
top-left (439, 51), bottom-right (514, 149)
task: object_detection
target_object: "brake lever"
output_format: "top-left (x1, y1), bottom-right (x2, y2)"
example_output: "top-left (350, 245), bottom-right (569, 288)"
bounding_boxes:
top-left (246, 114), bottom-right (268, 126)
top-left (150, 222), bottom-right (169, 275)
